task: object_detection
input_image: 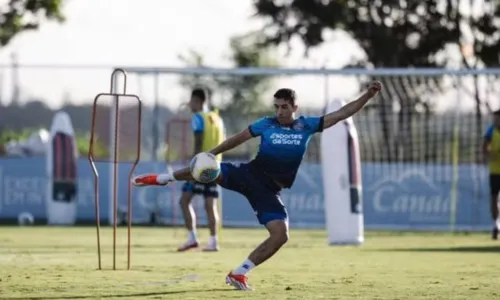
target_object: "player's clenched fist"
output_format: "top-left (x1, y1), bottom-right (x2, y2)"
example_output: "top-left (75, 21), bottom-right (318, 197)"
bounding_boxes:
top-left (367, 81), bottom-right (382, 96)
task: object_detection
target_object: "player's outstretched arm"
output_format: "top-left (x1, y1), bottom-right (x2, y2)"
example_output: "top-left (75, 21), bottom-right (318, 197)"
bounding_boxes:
top-left (132, 129), bottom-right (254, 186)
top-left (322, 81), bottom-right (382, 129)
top-left (208, 128), bottom-right (253, 156)
top-left (172, 128), bottom-right (253, 180)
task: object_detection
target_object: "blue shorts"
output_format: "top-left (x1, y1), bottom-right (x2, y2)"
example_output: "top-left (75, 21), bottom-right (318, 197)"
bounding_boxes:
top-left (219, 162), bottom-right (288, 225)
top-left (182, 181), bottom-right (219, 198)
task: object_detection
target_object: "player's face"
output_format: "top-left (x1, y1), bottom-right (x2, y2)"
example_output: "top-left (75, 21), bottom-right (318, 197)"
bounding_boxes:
top-left (189, 97), bottom-right (202, 113)
top-left (274, 98), bottom-right (297, 124)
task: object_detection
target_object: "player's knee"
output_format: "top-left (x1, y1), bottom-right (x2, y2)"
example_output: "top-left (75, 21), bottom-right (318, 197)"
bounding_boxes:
top-left (272, 230), bottom-right (289, 247)
top-left (266, 219), bottom-right (289, 245)
top-left (275, 230), bottom-right (289, 245)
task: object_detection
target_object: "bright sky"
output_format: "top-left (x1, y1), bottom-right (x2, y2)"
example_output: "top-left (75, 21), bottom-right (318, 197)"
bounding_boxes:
top-left (0, 0), bottom-right (490, 113)
top-left (0, 0), bottom-right (364, 110)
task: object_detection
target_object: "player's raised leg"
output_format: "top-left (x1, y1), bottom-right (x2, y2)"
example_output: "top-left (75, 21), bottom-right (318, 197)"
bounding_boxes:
top-left (132, 173), bottom-right (173, 186)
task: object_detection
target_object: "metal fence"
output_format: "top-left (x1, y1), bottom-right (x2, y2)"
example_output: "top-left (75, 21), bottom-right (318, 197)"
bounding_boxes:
top-left (1, 65), bottom-right (499, 165)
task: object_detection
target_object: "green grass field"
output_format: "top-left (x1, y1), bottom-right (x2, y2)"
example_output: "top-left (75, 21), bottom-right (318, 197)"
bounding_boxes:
top-left (0, 227), bottom-right (499, 300)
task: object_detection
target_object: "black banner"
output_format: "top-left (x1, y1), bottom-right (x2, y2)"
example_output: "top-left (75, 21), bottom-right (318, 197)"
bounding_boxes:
top-left (347, 124), bottom-right (362, 214)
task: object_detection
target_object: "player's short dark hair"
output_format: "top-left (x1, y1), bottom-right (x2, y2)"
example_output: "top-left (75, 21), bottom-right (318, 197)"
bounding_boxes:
top-left (274, 88), bottom-right (296, 106)
top-left (191, 87), bottom-right (207, 103)
top-left (493, 109), bottom-right (500, 116)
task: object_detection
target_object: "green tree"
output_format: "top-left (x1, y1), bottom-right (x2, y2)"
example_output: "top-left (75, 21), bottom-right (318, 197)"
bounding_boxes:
top-left (217, 33), bottom-right (278, 115)
top-left (76, 131), bottom-right (108, 159)
top-left (0, 128), bottom-right (107, 158)
top-left (0, 0), bottom-right (66, 46)
top-left (253, 0), bottom-right (500, 162)
top-left (178, 32), bottom-right (279, 125)
top-left (178, 50), bottom-right (214, 98)
top-left (177, 33), bottom-right (279, 158)
top-left (253, 0), bottom-right (500, 67)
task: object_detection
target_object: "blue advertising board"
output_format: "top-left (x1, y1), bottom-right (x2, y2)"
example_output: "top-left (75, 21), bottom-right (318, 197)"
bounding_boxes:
top-left (0, 157), bottom-right (492, 230)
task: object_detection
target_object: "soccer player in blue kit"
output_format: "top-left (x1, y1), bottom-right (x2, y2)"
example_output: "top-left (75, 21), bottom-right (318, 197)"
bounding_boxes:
top-left (133, 81), bottom-right (382, 290)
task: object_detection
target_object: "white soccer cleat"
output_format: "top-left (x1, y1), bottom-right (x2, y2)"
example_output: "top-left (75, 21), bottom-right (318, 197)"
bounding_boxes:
top-left (202, 243), bottom-right (219, 252)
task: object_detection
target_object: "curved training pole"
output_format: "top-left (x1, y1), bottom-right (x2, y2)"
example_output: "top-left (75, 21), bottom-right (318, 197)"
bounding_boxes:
top-left (110, 68), bottom-right (128, 94)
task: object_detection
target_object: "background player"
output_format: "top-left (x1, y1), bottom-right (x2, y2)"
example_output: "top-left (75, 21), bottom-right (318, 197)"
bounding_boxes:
top-left (134, 81), bottom-right (381, 290)
top-left (177, 87), bottom-right (225, 252)
top-left (482, 109), bottom-right (500, 240)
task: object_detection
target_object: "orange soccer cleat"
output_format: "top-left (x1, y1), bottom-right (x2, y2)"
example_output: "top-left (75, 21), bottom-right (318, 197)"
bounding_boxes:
top-left (225, 272), bottom-right (252, 291)
top-left (132, 174), bottom-right (164, 186)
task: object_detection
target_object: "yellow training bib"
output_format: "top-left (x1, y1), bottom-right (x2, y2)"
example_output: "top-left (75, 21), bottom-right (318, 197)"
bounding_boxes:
top-left (199, 110), bottom-right (225, 161)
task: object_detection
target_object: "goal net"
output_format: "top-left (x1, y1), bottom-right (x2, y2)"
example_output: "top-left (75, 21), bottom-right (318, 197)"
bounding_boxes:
top-left (122, 67), bottom-right (500, 231)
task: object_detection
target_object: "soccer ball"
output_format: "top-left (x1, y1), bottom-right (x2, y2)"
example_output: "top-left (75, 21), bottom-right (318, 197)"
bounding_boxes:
top-left (189, 152), bottom-right (221, 183)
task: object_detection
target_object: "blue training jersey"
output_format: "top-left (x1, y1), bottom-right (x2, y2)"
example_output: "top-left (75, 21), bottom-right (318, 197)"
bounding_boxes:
top-left (248, 116), bottom-right (324, 188)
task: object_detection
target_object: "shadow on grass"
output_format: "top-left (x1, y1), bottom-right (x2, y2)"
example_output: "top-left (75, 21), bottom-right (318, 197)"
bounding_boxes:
top-left (374, 245), bottom-right (500, 253)
top-left (2, 288), bottom-right (234, 300)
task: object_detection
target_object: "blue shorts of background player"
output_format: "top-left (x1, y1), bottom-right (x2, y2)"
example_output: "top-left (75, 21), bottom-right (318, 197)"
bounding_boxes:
top-left (219, 162), bottom-right (287, 225)
top-left (182, 181), bottom-right (220, 198)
